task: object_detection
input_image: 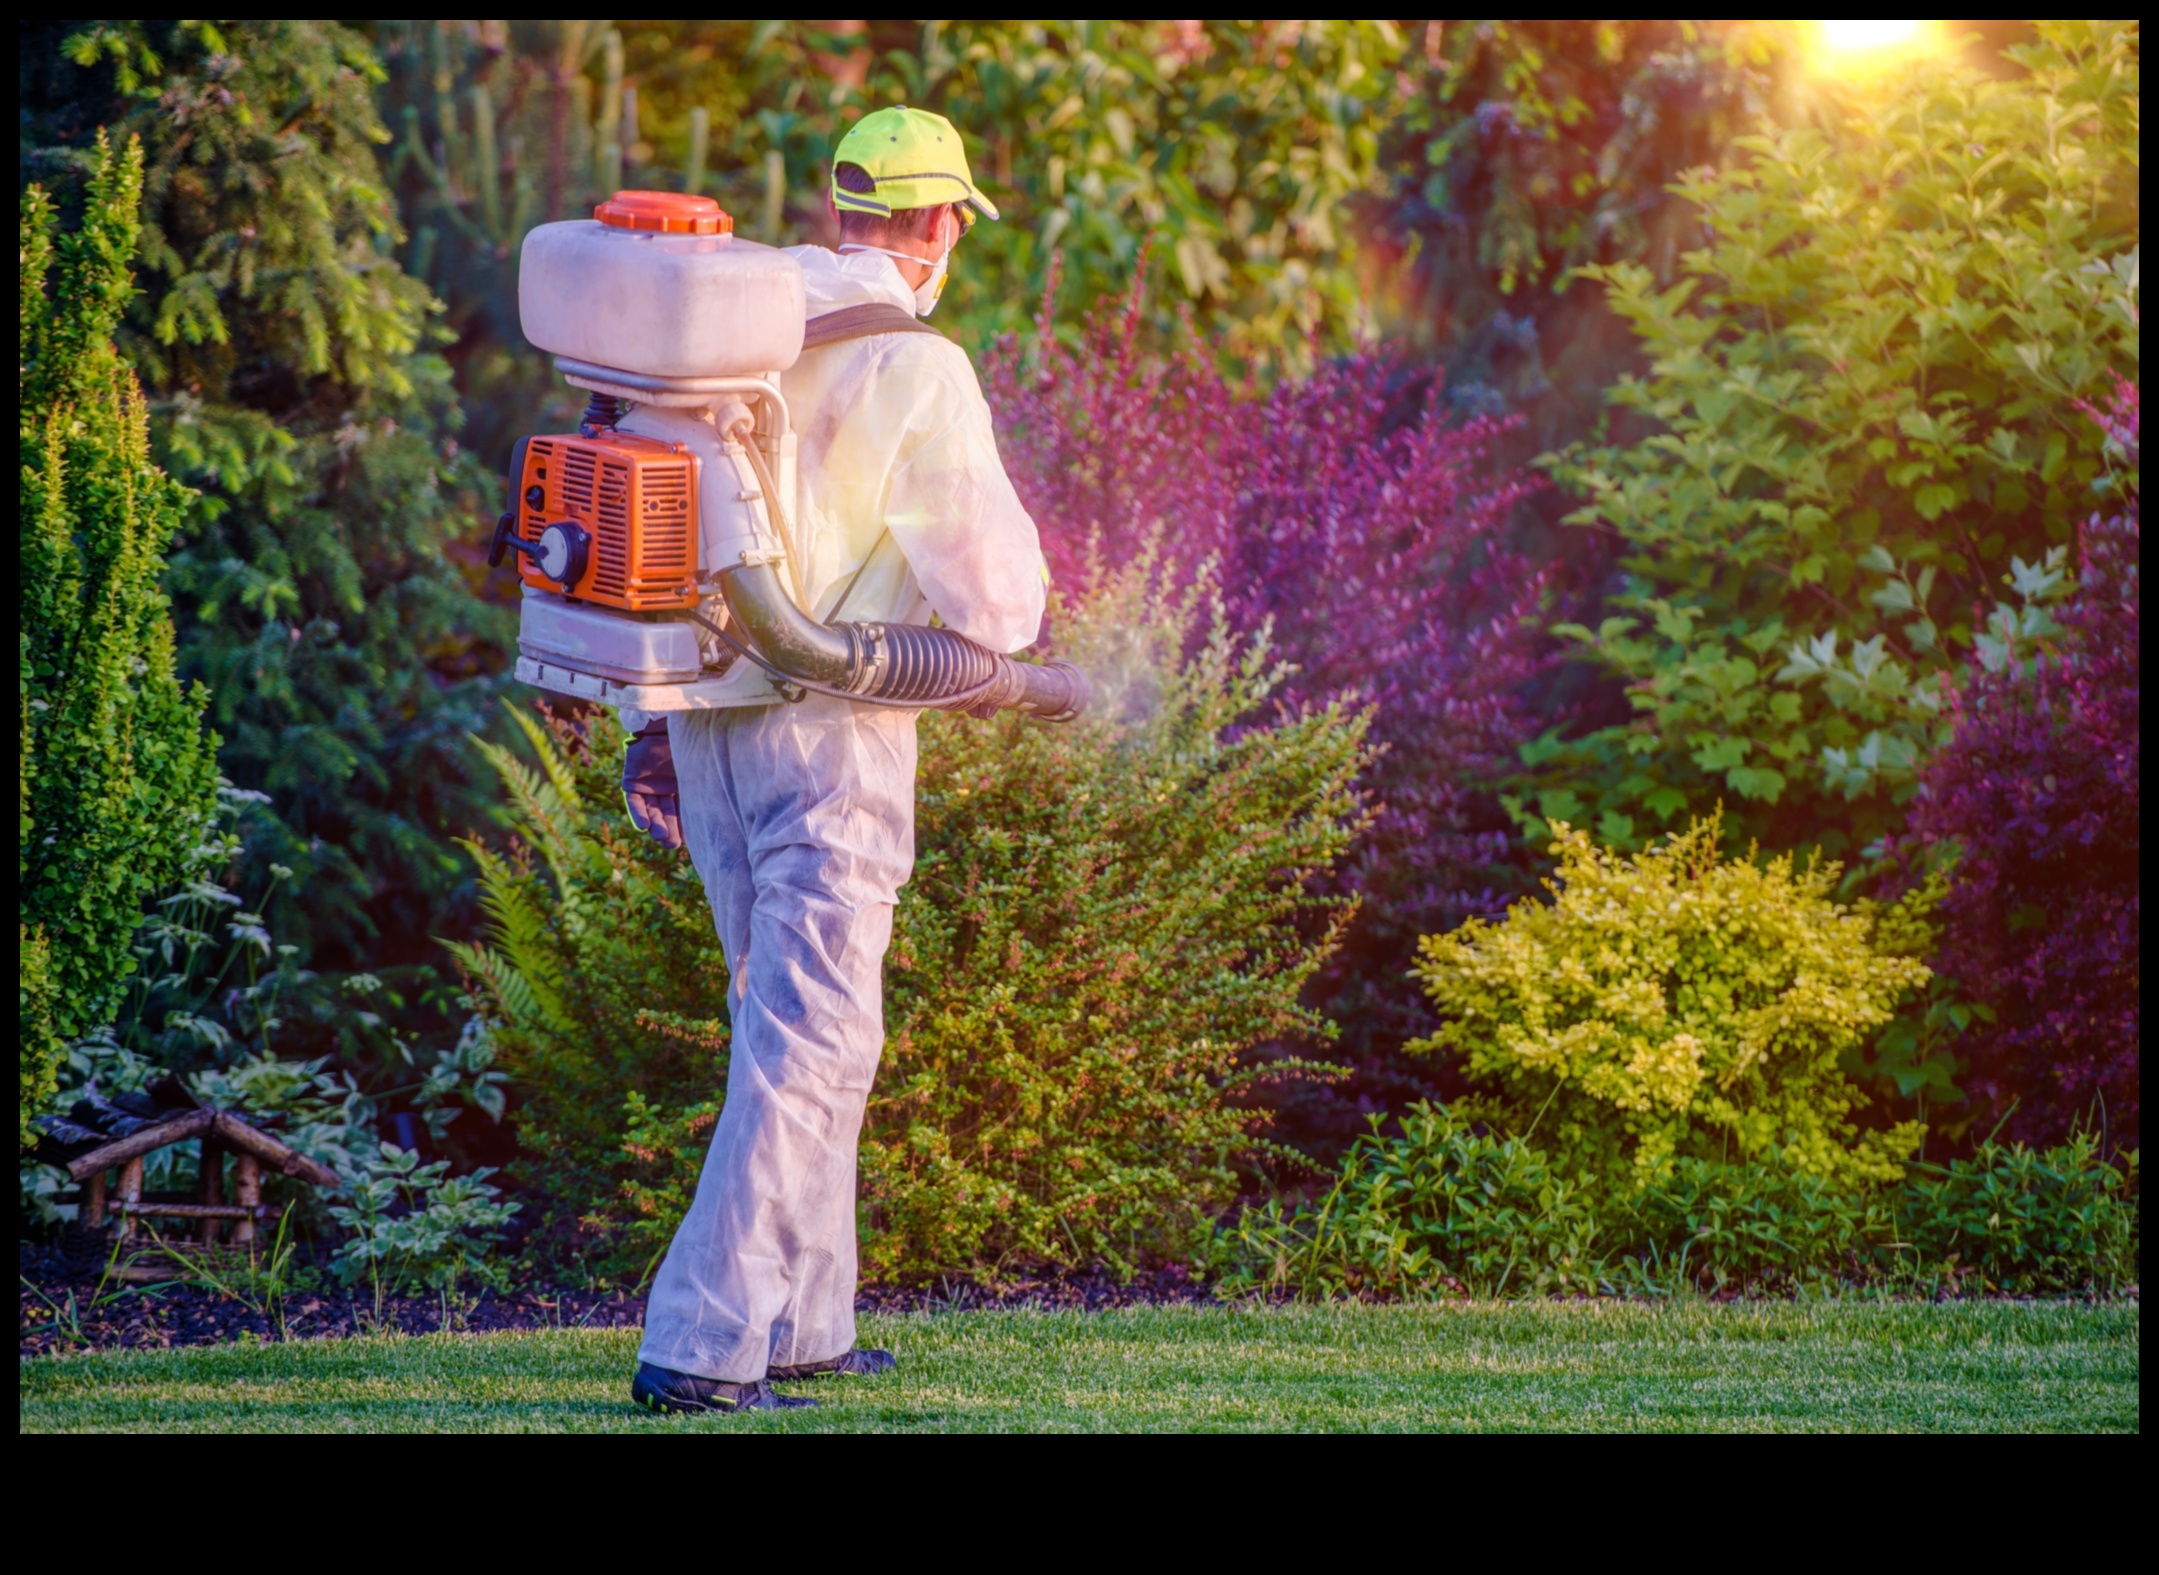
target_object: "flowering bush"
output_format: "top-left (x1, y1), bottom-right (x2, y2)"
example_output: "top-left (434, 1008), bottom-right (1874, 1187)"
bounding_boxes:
top-left (984, 271), bottom-right (1554, 1150)
top-left (1410, 816), bottom-right (1936, 1188)
top-left (1905, 383), bottom-right (2140, 1151)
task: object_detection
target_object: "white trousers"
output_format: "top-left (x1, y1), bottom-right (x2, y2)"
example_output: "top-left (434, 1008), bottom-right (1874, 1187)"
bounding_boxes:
top-left (636, 694), bottom-right (918, 1381)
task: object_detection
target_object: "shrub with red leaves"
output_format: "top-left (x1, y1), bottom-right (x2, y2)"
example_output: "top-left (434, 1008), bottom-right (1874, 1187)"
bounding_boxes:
top-left (1909, 381), bottom-right (2140, 1153)
top-left (983, 269), bottom-right (1555, 1155)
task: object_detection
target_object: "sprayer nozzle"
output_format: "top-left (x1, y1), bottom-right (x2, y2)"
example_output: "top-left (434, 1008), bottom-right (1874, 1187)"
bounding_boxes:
top-left (1014, 660), bottom-right (1090, 723)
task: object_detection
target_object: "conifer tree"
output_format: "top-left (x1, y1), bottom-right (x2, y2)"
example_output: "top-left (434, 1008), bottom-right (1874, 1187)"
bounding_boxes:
top-left (20, 134), bottom-right (217, 1141)
top-left (30, 21), bottom-right (515, 970)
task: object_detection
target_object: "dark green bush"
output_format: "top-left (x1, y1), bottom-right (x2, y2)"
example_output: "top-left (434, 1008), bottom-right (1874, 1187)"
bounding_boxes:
top-left (1214, 1103), bottom-right (1605, 1299)
top-left (1216, 1107), bottom-right (2137, 1299)
top-left (1616, 1139), bottom-right (2138, 1296)
top-left (1899, 1137), bottom-right (2139, 1295)
top-left (31, 21), bottom-right (516, 970)
top-left (1617, 1159), bottom-right (1898, 1294)
top-left (456, 562), bottom-right (1375, 1280)
top-left (1536, 20), bottom-right (2140, 856)
top-left (20, 795), bottom-right (512, 1244)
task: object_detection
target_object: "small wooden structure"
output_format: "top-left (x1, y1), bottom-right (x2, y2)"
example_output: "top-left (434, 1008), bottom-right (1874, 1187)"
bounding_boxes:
top-left (42, 1093), bottom-right (339, 1281)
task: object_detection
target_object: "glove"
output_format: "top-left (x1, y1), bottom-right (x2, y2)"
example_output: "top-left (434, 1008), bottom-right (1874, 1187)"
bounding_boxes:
top-left (622, 719), bottom-right (683, 850)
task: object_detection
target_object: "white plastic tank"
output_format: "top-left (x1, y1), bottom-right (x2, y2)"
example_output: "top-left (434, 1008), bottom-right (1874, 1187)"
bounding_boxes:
top-left (519, 192), bottom-right (805, 379)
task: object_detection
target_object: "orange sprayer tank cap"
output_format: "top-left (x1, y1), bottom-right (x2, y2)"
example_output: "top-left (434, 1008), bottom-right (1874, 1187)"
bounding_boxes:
top-left (593, 190), bottom-right (734, 235)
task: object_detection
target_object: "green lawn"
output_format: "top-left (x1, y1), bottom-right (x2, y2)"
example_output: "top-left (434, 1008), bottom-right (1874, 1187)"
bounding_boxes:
top-left (19, 1300), bottom-right (2139, 1433)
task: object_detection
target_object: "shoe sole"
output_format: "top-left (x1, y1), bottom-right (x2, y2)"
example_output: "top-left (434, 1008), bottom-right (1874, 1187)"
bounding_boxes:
top-left (634, 1386), bottom-right (728, 1415)
top-left (633, 1383), bottom-right (817, 1415)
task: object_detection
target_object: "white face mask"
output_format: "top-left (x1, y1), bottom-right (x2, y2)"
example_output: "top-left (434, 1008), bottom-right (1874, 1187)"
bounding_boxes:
top-left (839, 216), bottom-right (956, 317)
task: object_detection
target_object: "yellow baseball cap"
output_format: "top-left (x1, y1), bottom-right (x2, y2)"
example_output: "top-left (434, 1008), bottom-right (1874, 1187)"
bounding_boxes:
top-left (831, 106), bottom-right (1000, 225)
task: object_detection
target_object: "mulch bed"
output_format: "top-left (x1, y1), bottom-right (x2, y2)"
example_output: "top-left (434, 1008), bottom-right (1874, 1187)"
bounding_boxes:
top-left (19, 1274), bottom-right (648, 1358)
top-left (857, 1264), bottom-right (1215, 1315)
top-left (18, 1248), bottom-right (1217, 1358)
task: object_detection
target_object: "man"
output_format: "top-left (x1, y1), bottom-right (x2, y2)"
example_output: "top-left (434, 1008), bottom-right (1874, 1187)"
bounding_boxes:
top-left (624, 106), bottom-right (1046, 1415)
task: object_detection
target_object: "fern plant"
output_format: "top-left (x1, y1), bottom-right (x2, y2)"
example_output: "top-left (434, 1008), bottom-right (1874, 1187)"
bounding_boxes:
top-left (447, 705), bottom-right (728, 1254)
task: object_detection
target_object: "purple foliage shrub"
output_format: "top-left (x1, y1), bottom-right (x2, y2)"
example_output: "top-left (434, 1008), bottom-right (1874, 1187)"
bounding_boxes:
top-left (983, 269), bottom-right (1554, 1153)
top-left (1910, 379), bottom-right (2140, 1152)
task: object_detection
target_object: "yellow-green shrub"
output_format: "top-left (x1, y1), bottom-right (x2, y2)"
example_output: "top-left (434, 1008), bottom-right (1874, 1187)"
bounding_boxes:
top-left (1410, 816), bottom-right (1934, 1188)
top-left (21, 136), bottom-right (217, 1141)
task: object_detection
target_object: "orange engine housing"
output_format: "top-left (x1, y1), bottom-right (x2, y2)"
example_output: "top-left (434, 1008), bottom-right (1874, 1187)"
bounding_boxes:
top-left (515, 431), bottom-right (699, 610)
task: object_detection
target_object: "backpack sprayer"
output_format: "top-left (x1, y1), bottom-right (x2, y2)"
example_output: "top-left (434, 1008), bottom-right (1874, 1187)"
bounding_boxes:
top-left (492, 190), bottom-right (1087, 721)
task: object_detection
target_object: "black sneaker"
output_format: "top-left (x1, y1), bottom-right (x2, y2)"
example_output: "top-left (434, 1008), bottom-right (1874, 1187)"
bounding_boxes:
top-left (632, 1362), bottom-right (819, 1414)
top-left (768, 1347), bottom-right (897, 1381)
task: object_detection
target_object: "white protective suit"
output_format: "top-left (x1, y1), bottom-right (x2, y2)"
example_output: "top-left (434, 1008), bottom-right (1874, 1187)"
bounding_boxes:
top-left (636, 246), bottom-right (1045, 1381)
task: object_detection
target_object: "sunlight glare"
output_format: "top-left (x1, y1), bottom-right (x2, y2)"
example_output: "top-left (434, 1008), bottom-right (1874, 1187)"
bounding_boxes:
top-left (1821, 20), bottom-right (1922, 54)
top-left (1810, 20), bottom-right (1939, 77)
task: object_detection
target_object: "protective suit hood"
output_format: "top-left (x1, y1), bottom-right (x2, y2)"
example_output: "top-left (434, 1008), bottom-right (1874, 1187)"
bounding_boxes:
top-left (769, 244), bottom-right (1046, 657)
top-left (787, 244), bottom-right (918, 319)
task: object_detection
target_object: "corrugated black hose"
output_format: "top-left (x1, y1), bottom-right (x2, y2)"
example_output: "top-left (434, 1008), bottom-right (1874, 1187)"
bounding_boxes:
top-left (699, 426), bottom-right (1085, 720)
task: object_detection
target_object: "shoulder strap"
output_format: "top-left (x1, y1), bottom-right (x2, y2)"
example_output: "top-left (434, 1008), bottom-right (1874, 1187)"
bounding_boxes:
top-left (801, 302), bottom-right (947, 349)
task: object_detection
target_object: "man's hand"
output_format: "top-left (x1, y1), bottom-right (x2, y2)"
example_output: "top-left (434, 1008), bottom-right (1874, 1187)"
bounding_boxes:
top-left (622, 719), bottom-right (684, 850)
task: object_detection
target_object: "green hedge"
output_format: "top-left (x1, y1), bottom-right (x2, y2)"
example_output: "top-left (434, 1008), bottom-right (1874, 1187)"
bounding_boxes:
top-left (1217, 1103), bottom-right (2138, 1299)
